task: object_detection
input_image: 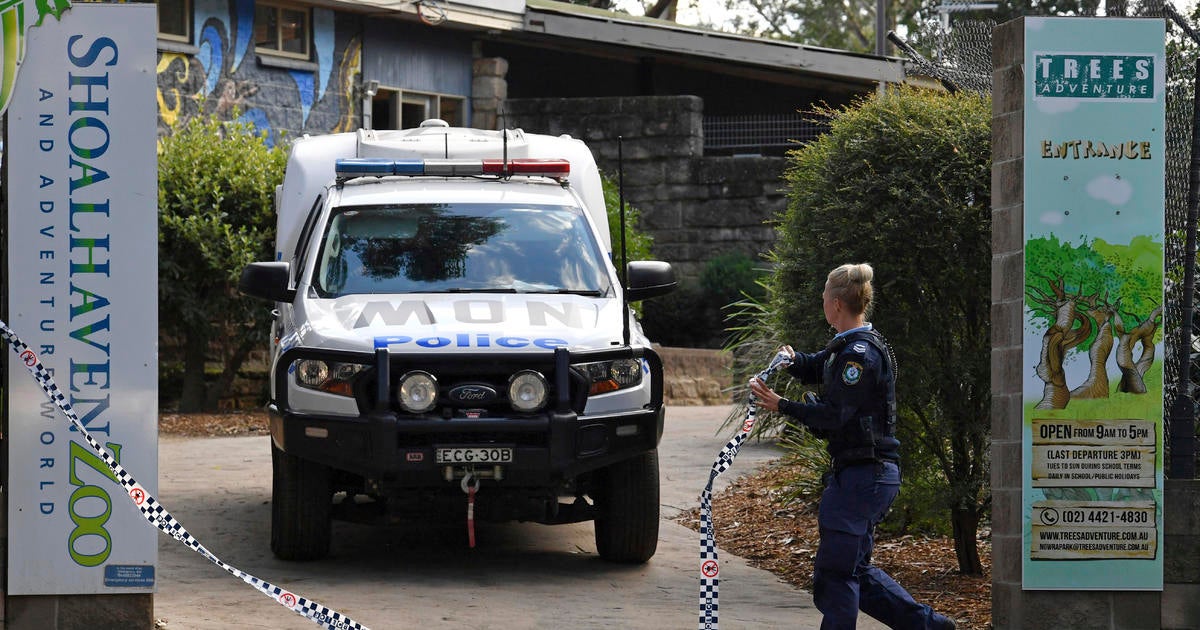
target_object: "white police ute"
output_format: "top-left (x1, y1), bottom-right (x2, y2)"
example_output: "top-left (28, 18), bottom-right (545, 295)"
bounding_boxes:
top-left (240, 120), bottom-right (675, 563)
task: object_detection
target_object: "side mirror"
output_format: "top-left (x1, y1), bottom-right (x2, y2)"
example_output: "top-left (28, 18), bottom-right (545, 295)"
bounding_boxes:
top-left (625, 261), bottom-right (676, 302)
top-left (239, 262), bottom-right (295, 303)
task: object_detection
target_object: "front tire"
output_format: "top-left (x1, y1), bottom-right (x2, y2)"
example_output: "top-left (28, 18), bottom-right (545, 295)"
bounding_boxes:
top-left (594, 449), bottom-right (660, 563)
top-left (271, 442), bottom-right (332, 561)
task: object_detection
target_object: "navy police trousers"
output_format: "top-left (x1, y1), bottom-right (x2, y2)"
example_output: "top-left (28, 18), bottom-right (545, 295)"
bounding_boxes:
top-left (814, 461), bottom-right (952, 630)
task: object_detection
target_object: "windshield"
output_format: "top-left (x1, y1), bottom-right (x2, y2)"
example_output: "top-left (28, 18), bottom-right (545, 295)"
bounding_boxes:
top-left (313, 203), bottom-right (612, 297)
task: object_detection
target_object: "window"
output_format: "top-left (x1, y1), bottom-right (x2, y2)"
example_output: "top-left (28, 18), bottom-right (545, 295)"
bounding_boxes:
top-left (255, 1), bottom-right (310, 59)
top-left (369, 89), bottom-right (466, 130)
top-left (158, 0), bottom-right (190, 42)
top-left (400, 93), bottom-right (434, 129)
top-left (439, 97), bottom-right (464, 127)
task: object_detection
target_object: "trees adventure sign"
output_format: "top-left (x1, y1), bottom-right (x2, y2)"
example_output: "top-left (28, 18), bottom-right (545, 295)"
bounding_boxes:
top-left (1022, 17), bottom-right (1164, 591)
top-left (1032, 53), bottom-right (1156, 100)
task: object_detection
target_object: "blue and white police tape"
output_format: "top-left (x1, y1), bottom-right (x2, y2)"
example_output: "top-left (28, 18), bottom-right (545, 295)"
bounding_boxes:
top-left (0, 320), bottom-right (371, 630)
top-left (697, 348), bottom-right (792, 630)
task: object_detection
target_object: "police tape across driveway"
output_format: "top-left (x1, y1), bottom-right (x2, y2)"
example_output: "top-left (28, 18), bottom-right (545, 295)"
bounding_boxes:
top-left (0, 319), bottom-right (372, 630)
top-left (697, 348), bottom-right (793, 630)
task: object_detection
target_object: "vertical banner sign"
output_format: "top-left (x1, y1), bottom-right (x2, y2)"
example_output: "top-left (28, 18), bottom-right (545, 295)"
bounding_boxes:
top-left (6, 3), bottom-right (158, 594)
top-left (1023, 17), bottom-right (1165, 590)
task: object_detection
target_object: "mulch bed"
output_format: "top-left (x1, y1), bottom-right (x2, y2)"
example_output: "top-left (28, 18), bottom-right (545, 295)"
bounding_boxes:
top-left (159, 411), bottom-right (270, 437)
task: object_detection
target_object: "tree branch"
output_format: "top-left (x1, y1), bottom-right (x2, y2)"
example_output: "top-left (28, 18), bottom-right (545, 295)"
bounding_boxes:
top-left (644, 0), bottom-right (676, 19)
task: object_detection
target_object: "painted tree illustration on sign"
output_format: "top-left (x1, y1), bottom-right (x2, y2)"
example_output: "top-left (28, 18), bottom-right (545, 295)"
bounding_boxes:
top-left (1025, 235), bottom-right (1162, 409)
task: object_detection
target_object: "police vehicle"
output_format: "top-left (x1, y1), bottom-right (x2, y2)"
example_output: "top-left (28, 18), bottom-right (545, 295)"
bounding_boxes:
top-left (239, 120), bottom-right (675, 563)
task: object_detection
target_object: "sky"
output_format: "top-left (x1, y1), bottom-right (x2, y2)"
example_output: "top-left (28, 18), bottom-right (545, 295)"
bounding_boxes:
top-left (611, 0), bottom-right (750, 31)
top-left (619, 0), bottom-right (1200, 33)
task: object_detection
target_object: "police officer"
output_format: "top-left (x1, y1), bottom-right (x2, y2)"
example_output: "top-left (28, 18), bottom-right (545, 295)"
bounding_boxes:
top-left (750, 263), bottom-right (955, 630)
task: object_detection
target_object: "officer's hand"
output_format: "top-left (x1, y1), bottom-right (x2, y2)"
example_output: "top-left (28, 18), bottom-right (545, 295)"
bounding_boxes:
top-left (778, 345), bottom-right (795, 360)
top-left (749, 378), bottom-right (781, 412)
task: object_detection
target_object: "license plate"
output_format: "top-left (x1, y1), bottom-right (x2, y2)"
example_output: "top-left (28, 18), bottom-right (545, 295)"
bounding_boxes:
top-left (435, 446), bottom-right (513, 464)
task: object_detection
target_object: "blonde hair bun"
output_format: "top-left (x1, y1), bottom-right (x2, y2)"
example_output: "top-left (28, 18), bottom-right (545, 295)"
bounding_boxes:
top-left (827, 263), bottom-right (874, 316)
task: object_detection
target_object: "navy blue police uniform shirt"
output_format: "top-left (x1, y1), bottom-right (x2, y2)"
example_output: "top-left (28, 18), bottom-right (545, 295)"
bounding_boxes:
top-left (776, 325), bottom-right (900, 462)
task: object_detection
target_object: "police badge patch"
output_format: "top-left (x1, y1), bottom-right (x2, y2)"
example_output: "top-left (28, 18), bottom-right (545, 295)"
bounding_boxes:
top-left (842, 361), bottom-right (863, 385)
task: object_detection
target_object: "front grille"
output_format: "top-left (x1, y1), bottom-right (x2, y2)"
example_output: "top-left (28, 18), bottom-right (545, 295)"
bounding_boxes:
top-left (354, 355), bottom-right (585, 417)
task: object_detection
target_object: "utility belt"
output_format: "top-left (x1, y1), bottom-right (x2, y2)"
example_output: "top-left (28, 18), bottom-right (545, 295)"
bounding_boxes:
top-left (829, 412), bottom-right (898, 471)
top-left (831, 446), bottom-right (899, 471)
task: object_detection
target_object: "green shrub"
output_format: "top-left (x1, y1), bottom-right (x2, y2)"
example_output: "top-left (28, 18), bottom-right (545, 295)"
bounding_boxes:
top-left (642, 251), bottom-right (768, 348)
top-left (601, 171), bottom-right (654, 265)
top-left (159, 113), bottom-right (288, 411)
top-left (700, 250), bottom-right (765, 303)
top-left (728, 86), bottom-right (992, 571)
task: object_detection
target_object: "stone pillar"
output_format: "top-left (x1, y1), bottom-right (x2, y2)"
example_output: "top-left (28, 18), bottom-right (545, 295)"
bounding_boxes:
top-left (471, 57), bottom-right (508, 130)
top-left (1164, 480), bottom-right (1200, 629)
top-left (990, 18), bottom-right (1027, 628)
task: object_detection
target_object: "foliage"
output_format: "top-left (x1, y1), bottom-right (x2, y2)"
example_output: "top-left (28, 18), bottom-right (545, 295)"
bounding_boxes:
top-left (701, 250), bottom-right (767, 305)
top-left (715, 0), bottom-right (925, 53)
top-left (601, 171), bottom-right (656, 318)
top-left (601, 171), bottom-right (655, 266)
top-left (708, 0), bottom-right (1104, 54)
top-left (727, 86), bottom-right (992, 572)
top-left (641, 251), bottom-right (768, 348)
top-left (158, 113), bottom-right (288, 411)
top-left (990, 0), bottom-right (1102, 22)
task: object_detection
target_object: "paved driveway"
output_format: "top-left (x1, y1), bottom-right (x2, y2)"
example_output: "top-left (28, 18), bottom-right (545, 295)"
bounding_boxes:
top-left (153, 405), bottom-right (885, 629)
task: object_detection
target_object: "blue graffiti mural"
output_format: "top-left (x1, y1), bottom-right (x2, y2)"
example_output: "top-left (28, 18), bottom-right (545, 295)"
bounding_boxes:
top-left (194, 0), bottom-right (228, 98)
top-left (236, 108), bottom-right (274, 144)
top-left (315, 8), bottom-right (335, 104)
top-left (232, 0), bottom-right (253, 73)
top-left (197, 23), bottom-right (224, 98)
top-left (289, 69), bottom-right (315, 127)
top-left (158, 0), bottom-right (361, 144)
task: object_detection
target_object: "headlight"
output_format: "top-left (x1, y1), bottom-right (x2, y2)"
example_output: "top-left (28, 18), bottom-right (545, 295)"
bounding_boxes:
top-left (397, 371), bottom-right (438, 414)
top-left (293, 360), bottom-right (364, 397)
top-left (576, 358), bottom-right (643, 395)
top-left (508, 370), bottom-right (548, 412)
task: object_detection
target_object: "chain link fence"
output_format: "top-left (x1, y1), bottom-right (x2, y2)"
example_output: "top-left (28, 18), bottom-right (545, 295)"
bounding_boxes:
top-left (702, 114), bottom-right (829, 155)
top-left (894, 5), bottom-right (1200, 475)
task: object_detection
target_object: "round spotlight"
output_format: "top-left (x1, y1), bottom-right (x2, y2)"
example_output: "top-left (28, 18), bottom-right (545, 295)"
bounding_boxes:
top-left (296, 360), bottom-right (329, 388)
top-left (508, 370), bottom-right (548, 412)
top-left (397, 371), bottom-right (438, 414)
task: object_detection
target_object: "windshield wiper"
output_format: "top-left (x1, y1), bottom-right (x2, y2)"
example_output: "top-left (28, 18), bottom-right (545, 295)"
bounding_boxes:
top-left (439, 288), bottom-right (519, 293)
top-left (542, 289), bottom-right (605, 296)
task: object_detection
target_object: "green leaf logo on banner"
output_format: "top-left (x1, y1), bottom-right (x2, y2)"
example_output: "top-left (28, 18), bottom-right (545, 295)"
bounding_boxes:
top-left (0, 0), bottom-right (72, 118)
top-left (33, 0), bottom-right (69, 25)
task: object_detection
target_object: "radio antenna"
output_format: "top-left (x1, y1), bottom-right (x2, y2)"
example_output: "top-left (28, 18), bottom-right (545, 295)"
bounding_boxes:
top-left (619, 135), bottom-right (630, 347)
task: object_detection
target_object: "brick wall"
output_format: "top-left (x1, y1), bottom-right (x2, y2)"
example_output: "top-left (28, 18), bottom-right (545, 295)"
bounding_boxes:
top-left (502, 96), bottom-right (787, 282)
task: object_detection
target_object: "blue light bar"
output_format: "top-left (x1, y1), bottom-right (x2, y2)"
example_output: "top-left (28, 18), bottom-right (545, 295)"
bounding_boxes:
top-left (335, 158), bottom-right (397, 177)
top-left (392, 159), bottom-right (425, 174)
